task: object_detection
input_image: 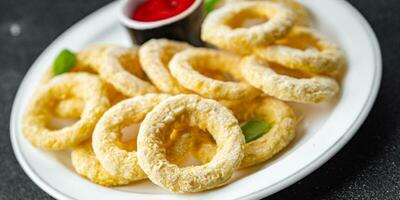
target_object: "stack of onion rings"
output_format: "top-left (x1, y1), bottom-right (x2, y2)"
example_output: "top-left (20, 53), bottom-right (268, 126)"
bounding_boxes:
top-left (92, 94), bottom-right (169, 181)
top-left (73, 128), bottom-right (200, 186)
top-left (21, 0), bottom-right (347, 193)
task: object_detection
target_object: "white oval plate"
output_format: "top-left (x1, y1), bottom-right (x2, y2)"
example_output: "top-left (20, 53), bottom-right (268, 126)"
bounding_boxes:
top-left (10, 0), bottom-right (381, 199)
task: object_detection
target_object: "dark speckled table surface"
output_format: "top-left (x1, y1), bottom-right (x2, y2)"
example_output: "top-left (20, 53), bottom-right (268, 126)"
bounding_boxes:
top-left (0, 0), bottom-right (399, 199)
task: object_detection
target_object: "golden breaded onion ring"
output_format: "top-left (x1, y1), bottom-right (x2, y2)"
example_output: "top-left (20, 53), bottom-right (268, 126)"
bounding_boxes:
top-left (256, 26), bottom-right (344, 75)
top-left (169, 48), bottom-right (260, 100)
top-left (40, 45), bottom-right (113, 84)
top-left (201, 1), bottom-right (295, 54)
top-left (78, 44), bottom-right (148, 79)
top-left (241, 56), bottom-right (340, 103)
top-left (71, 140), bottom-right (132, 187)
top-left (73, 133), bottom-right (196, 186)
top-left (97, 46), bottom-right (157, 97)
top-left (53, 80), bottom-right (128, 119)
top-left (193, 96), bottom-right (297, 168)
top-left (92, 94), bottom-right (170, 182)
top-left (22, 73), bottom-right (110, 150)
top-left (217, 0), bottom-right (311, 26)
top-left (137, 94), bottom-right (245, 193)
top-left (76, 44), bottom-right (116, 72)
top-left (139, 39), bottom-right (191, 94)
top-left (269, 0), bottom-right (310, 26)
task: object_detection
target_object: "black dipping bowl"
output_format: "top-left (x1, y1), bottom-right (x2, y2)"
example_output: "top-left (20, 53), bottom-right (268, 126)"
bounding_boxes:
top-left (119, 0), bottom-right (204, 46)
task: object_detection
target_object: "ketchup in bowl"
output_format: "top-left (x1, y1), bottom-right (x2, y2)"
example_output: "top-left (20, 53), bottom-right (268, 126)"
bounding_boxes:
top-left (132, 0), bottom-right (196, 22)
top-left (120, 0), bottom-right (204, 46)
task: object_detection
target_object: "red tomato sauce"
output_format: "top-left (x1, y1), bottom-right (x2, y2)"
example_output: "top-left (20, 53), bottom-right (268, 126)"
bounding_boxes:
top-left (132, 0), bottom-right (196, 22)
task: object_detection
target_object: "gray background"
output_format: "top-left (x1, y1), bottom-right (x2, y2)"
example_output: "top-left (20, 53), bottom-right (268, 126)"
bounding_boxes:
top-left (0, 0), bottom-right (399, 199)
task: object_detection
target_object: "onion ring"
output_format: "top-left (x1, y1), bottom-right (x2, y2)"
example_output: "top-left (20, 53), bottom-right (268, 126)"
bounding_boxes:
top-left (71, 140), bottom-right (132, 186)
top-left (22, 73), bottom-right (110, 150)
top-left (53, 80), bottom-right (128, 119)
top-left (169, 48), bottom-right (260, 100)
top-left (231, 96), bottom-right (296, 168)
top-left (96, 46), bottom-right (157, 96)
top-left (272, 0), bottom-right (311, 26)
top-left (76, 44), bottom-right (116, 72)
top-left (137, 94), bottom-right (245, 193)
top-left (216, 0), bottom-right (310, 26)
top-left (241, 56), bottom-right (340, 103)
top-left (73, 131), bottom-right (195, 186)
top-left (92, 94), bottom-right (169, 182)
top-left (139, 39), bottom-right (192, 94)
top-left (256, 26), bottom-right (344, 75)
top-left (201, 1), bottom-right (295, 54)
top-left (193, 96), bottom-right (297, 168)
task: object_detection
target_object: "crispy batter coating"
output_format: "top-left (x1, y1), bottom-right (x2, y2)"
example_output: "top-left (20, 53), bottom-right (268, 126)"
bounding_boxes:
top-left (137, 94), bottom-right (245, 193)
top-left (73, 132), bottom-right (196, 187)
top-left (216, 0), bottom-right (311, 26)
top-left (139, 39), bottom-right (192, 94)
top-left (71, 140), bottom-right (132, 186)
top-left (269, 0), bottom-right (310, 26)
top-left (53, 80), bottom-right (128, 119)
top-left (22, 73), bottom-right (110, 150)
top-left (201, 1), bottom-right (295, 54)
top-left (96, 46), bottom-right (157, 97)
top-left (92, 94), bottom-right (170, 182)
top-left (256, 26), bottom-right (345, 75)
top-left (76, 44), bottom-right (116, 72)
top-left (238, 96), bottom-right (296, 167)
top-left (241, 56), bottom-right (339, 103)
top-left (194, 96), bottom-right (297, 168)
top-left (169, 48), bottom-right (260, 100)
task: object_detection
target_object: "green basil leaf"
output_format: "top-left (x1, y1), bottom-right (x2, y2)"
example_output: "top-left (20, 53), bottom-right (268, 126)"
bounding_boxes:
top-left (241, 119), bottom-right (272, 143)
top-left (52, 49), bottom-right (77, 76)
top-left (205, 0), bottom-right (220, 14)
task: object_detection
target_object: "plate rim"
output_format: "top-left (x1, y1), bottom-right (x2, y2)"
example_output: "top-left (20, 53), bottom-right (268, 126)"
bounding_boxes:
top-left (10, 0), bottom-right (382, 200)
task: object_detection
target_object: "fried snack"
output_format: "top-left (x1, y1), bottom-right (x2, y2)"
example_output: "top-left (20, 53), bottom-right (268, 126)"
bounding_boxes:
top-left (169, 48), bottom-right (260, 100)
top-left (96, 46), bottom-right (157, 97)
top-left (137, 94), bottom-right (245, 193)
top-left (73, 131), bottom-right (196, 187)
top-left (53, 81), bottom-right (128, 119)
top-left (201, 1), bottom-right (295, 55)
top-left (256, 26), bottom-right (344, 76)
top-left (23, 73), bottom-right (110, 150)
top-left (139, 39), bottom-right (192, 94)
top-left (71, 140), bottom-right (132, 187)
top-left (269, 0), bottom-right (310, 26)
top-left (216, 0), bottom-right (310, 26)
top-left (194, 96), bottom-right (297, 168)
top-left (241, 56), bottom-right (340, 103)
top-left (54, 98), bottom-right (83, 119)
top-left (92, 94), bottom-right (169, 182)
top-left (76, 44), bottom-right (116, 72)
